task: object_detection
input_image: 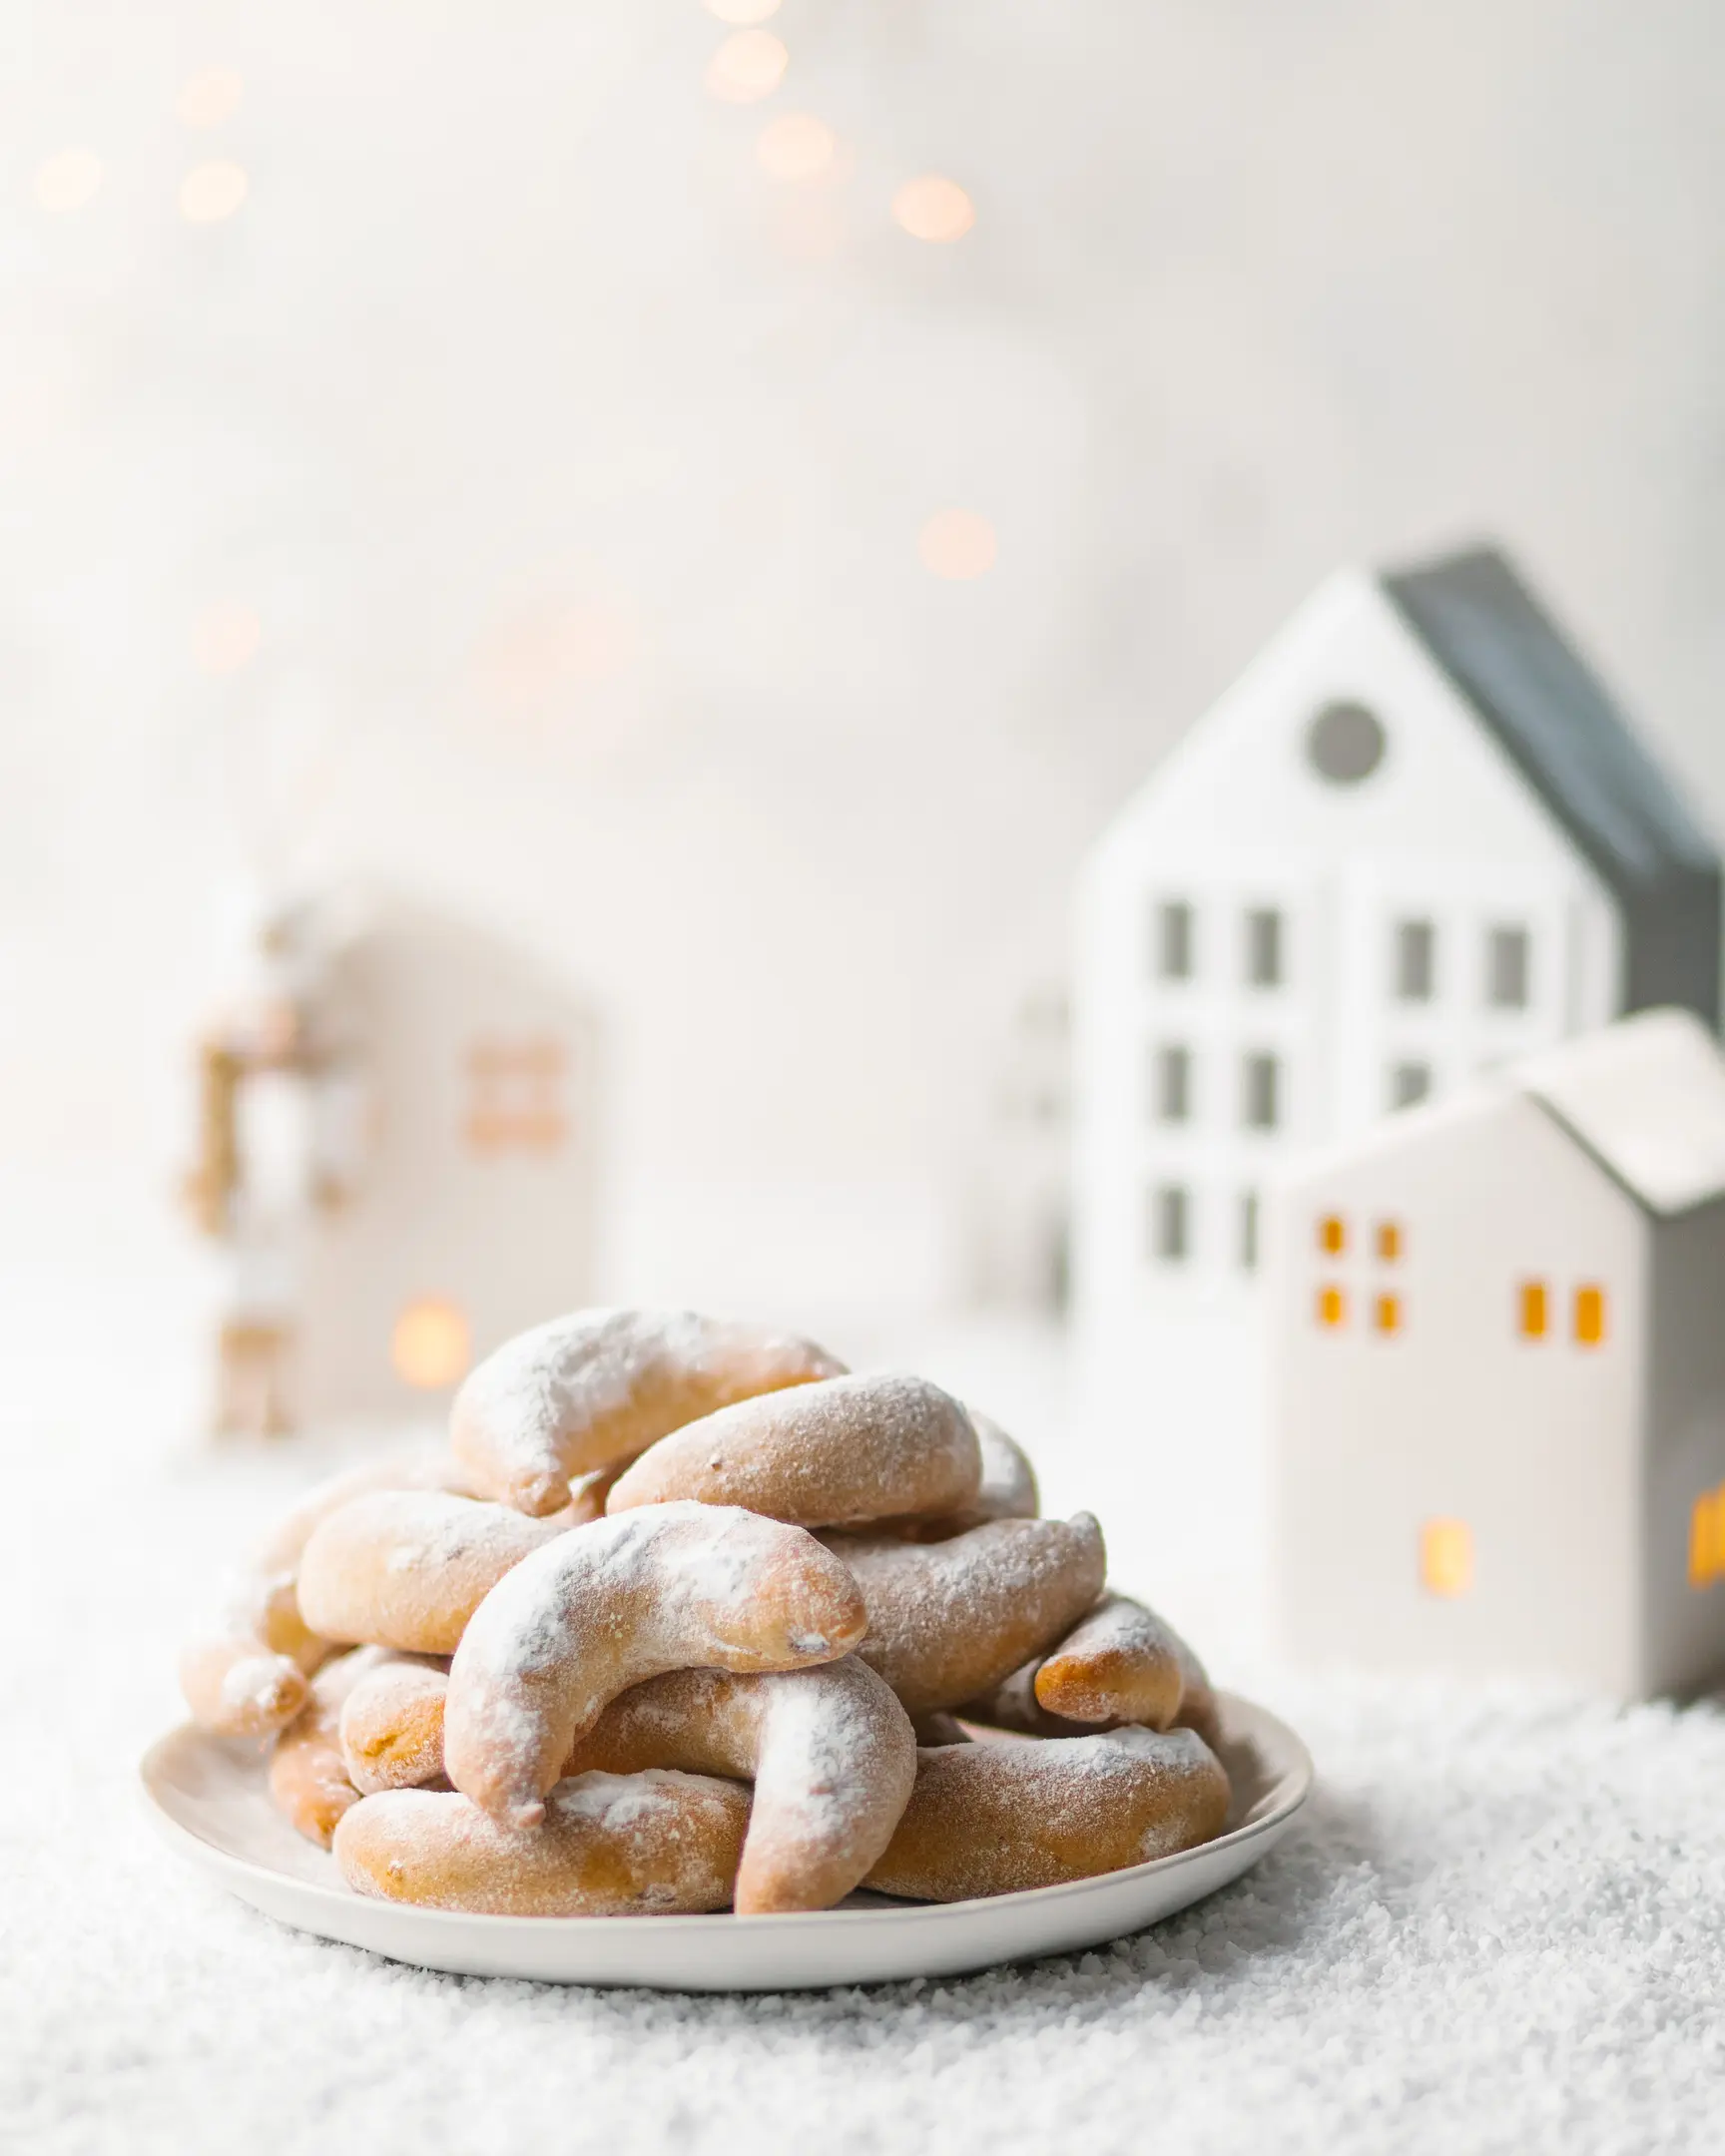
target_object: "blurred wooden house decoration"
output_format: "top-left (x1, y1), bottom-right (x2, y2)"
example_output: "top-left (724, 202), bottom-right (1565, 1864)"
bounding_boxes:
top-left (185, 889), bottom-right (597, 1436)
top-left (1272, 1007), bottom-right (1725, 1696)
top-left (1070, 544), bottom-right (1722, 1607)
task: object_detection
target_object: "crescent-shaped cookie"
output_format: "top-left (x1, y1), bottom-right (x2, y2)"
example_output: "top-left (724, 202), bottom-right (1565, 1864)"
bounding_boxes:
top-left (296, 1489), bottom-right (574, 1655)
top-left (450, 1308), bottom-right (846, 1517)
top-left (891, 1409), bottom-right (1039, 1541)
top-left (561, 1659), bottom-right (915, 1912)
top-left (338, 1657), bottom-right (453, 1795)
top-left (605, 1372), bottom-right (981, 1529)
top-left (333, 1771), bottom-right (752, 1915)
top-left (820, 1513), bottom-right (1106, 1715)
top-left (443, 1502), bottom-right (867, 1827)
top-left (864, 1726), bottom-right (1230, 1899)
top-left (960, 1594), bottom-right (1218, 1743)
top-left (268, 1646), bottom-right (405, 1847)
top-left (178, 1447), bottom-right (476, 1738)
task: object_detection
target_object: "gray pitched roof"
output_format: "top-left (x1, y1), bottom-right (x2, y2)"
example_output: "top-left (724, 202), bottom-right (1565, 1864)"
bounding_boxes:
top-left (1382, 545), bottom-right (1721, 1028)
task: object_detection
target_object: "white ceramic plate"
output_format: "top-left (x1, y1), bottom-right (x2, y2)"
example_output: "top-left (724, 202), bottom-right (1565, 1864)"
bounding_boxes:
top-left (139, 1691), bottom-right (1311, 1992)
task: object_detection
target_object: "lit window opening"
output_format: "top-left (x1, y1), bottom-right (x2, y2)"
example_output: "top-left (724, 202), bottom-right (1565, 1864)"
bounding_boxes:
top-left (1317, 1284), bottom-right (1346, 1329)
top-left (1518, 1281), bottom-right (1548, 1340)
top-left (1318, 1213), bottom-right (1346, 1256)
top-left (1421, 1518), bottom-right (1473, 1597)
top-left (1377, 1220), bottom-right (1403, 1263)
top-left (1575, 1285), bottom-right (1606, 1348)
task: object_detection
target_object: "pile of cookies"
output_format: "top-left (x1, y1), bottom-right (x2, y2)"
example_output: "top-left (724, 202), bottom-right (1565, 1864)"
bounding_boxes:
top-left (180, 1311), bottom-right (1230, 1916)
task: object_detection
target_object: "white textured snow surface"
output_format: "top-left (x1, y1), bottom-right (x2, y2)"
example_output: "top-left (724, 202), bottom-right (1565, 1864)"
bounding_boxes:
top-left (9, 1435), bottom-right (1725, 2153)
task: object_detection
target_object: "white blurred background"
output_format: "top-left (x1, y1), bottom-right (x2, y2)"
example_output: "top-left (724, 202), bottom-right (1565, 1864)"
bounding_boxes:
top-left (6, 0), bottom-right (1725, 1453)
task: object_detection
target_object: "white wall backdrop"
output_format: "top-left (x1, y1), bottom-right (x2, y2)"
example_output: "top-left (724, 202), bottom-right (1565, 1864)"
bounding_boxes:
top-left (6, 0), bottom-right (1725, 1328)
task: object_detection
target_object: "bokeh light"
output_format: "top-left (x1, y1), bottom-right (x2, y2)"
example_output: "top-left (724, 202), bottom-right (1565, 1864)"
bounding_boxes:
top-left (33, 149), bottom-right (103, 216)
top-left (179, 161), bottom-right (249, 224)
top-left (705, 30), bottom-right (789, 104)
top-left (390, 1299), bottom-right (471, 1389)
top-left (704, 0), bottom-right (782, 20)
top-left (756, 113), bottom-right (838, 183)
top-left (891, 173), bottom-right (975, 244)
top-left (176, 67), bottom-right (246, 129)
top-left (193, 604), bottom-right (263, 675)
top-left (482, 598), bottom-right (639, 704)
top-left (918, 509), bottom-right (997, 581)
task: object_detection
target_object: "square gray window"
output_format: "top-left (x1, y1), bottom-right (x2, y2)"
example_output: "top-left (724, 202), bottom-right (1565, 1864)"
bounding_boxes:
top-left (1239, 1190), bottom-right (1260, 1271)
top-left (1242, 1052), bottom-right (1280, 1130)
top-left (1156, 901), bottom-right (1194, 981)
top-left (1149, 1184), bottom-right (1189, 1262)
top-left (1395, 919), bottom-right (1436, 1000)
top-left (1245, 908), bottom-right (1283, 987)
top-left (1487, 925), bottom-right (1530, 1009)
top-left (1390, 1061), bottom-right (1432, 1110)
top-left (1151, 1043), bottom-right (1191, 1123)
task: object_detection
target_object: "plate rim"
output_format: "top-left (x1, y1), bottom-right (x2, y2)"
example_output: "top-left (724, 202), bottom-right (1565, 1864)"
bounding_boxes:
top-left (138, 1689), bottom-right (1313, 1938)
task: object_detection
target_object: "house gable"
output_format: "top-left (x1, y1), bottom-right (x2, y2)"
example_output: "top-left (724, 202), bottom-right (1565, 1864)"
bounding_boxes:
top-left (1385, 548), bottom-right (1722, 1027)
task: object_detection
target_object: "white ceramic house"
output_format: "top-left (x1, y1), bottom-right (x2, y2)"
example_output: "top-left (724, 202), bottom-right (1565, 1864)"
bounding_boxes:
top-left (187, 889), bottom-right (599, 1434)
top-left (1070, 546), bottom-right (1721, 1629)
top-left (1271, 1007), bottom-right (1725, 1696)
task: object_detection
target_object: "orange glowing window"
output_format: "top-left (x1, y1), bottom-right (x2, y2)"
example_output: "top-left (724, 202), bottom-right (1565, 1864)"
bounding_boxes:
top-left (1689, 1488), bottom-right (1724, 1590)
top-left (1374, 1293), bottom-right (1403, 1336)
top-left (1574, 1285), bottom-right (1606, 1348)
top-left (1420, 1518), bottom-right (1473, 1597)
top-left (1318, 1214), bottom-right (1346, 1256)
top-left (1317, 1284), bottom-right (1347, 1330)
top-left (466, 1037), bottom-right (567, 1155)
top-left (1377, 1220), bottom-right (1403, 1263)
top-left (391, 1298), bottom-right (471, 1389)
top-left (1518, 1281), bottom-right (1548, 1340)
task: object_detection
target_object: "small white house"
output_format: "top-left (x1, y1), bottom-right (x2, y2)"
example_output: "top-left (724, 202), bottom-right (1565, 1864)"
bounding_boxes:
top-left (1271, 1007), bottom-right (1725, 1697)
top-left (187, 889), bottom-right (599, 1435)
top-left (1070, 545), bottom-right (1721, 1631)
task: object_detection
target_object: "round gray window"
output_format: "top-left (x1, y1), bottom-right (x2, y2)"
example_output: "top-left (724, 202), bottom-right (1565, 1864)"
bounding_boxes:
top-left (1307, 701), bottom-right (1387, 785)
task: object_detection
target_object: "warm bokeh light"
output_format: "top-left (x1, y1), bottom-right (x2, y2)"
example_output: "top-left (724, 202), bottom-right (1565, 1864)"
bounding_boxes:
top-left (176, 66), bottom-right (246, 129)
top-left (482, 597), bottom-right (639, 704)
top-left (891, 173), bottom-right (975, 244)
top-left (33, 149), bottom-right (103, 216)
top-left (390, 1298), bottom-right (471, 1390)
top-left (705, 30), bottom-right (789, 104)
top-left (193, 604), bottom-right (263, 676)
top-left (917, 508), bottom-right (996, 581)
top-left (755, 113), bottom-right (837, 183)
top-left (179, 160), bottom-right (249, 224)
top-left (704, 0), bottom-right (782, 20)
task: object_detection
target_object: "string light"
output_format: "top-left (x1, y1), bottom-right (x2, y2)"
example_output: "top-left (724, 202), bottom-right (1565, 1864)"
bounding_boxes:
top-left (704, 0), bottom-right (782, 20)
top-left (918, 509), bottom-right (996, 581)
top-left (179, 160), bottom-right (249, 224)
top-left (705, 30), bottom-right (789, 104)
top-left (33, 149), bottom-right (103, 215)
top-left (891, 173), bottom-right (974, 244)
top-left (755, 113), bottom-right (838, 183)
top-left (176, 67), bottom-right (245, 129)
top-left (193, 604), bottom-right (263, 676)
